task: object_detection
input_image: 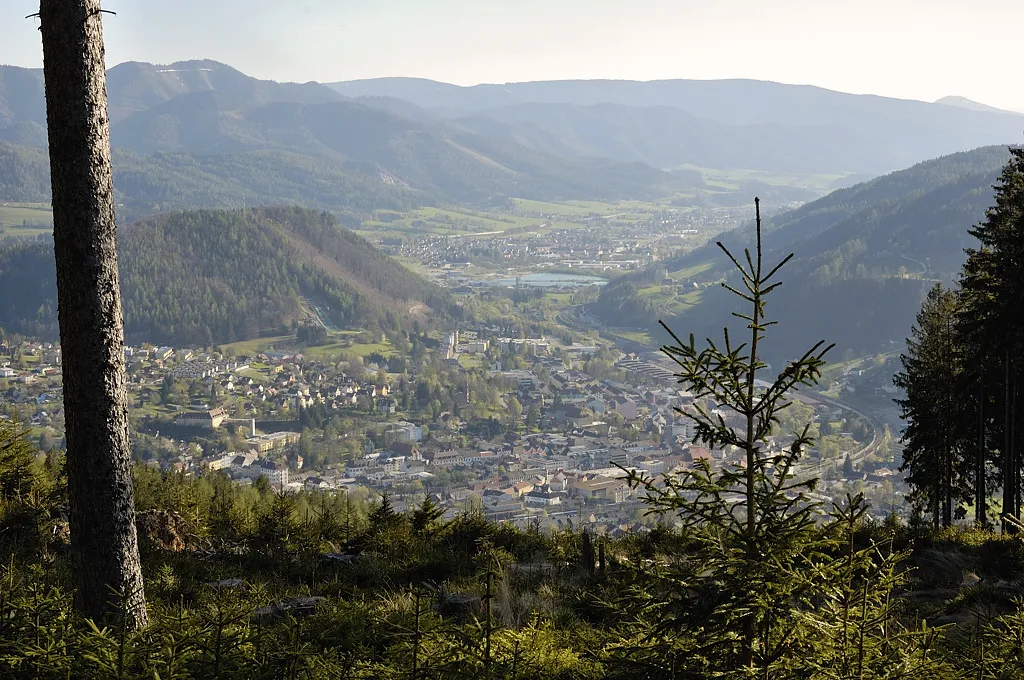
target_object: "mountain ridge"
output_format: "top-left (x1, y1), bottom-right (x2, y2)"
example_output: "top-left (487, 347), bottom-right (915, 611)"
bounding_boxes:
top-left (0, 61), bottom-right (686, 206)
top-left (330, 76), bottom-right (1024, 175)
top-left (0, 206), bottom-right (454, 345)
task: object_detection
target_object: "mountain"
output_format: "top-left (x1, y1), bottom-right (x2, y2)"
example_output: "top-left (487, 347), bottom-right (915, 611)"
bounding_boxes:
top-left (453, 102), bottom-right (899, 175)
top-left (0, 140), bottom-right (424, 219)
top-left (934, 95), bottom-right (1018, 115)
top-left (0, 61), bottom-right (689, 207)
top-left (591, 145), bottom-right (1012, 364)
top-left (1, 59), bottom-right (343, 130)
top-left (331, 77), bottom-right (1024, 175)
top-left (105, 59), bottom-right (344, 122)
top-left (107, 94), bottom-right (681, 203)
top-left (0, 207), bottom-right (456, 345)
top-left (0, 142), bottom-right (50, 202)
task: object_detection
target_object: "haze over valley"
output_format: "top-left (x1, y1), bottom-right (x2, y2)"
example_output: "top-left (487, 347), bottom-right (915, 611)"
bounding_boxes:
top-left (4, 3), bottom-right (1024, 676)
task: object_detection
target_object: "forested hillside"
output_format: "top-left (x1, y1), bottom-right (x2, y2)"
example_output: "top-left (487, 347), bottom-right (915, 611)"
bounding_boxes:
top-left (0, 142), bottom-right (50, 202)
top-left (592, 146), bottom-right (1011, 363)
top-left (0, 207), bottom-right (455, 345)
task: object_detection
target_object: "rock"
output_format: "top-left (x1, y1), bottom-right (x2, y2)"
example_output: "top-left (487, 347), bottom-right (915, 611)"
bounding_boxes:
top-left (322, 552), bottom-right (357, 564)
top-left (509, 562), bottom-right (556, 574)
top-left (205, 578), bottom-right (245, 589)
top-left (254, 596), bottom-right (327, 620)
top-left (434, 593), bottom-right (483, 618)
top-left (137, 510), bottom-right (191, 552)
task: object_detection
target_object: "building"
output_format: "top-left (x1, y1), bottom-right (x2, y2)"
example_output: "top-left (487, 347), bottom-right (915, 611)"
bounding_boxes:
top-left (490, 369), bottom-right (539, 390)
top-left (171, 360), bottom-right (213, 380)
top-left (425, 450), bottom-right (465, 467)
top-left (246, 431), bottom-right (301, 453)
top-left (176, 407), bottom-right (227, 429)
top-left (571, 477), bottom-right (629, 502)
top-left (523, 490), bottom-right (563, 507)
top-left (254, 460), bottom-right (289, 488)
top-left (383, 421), bottom-right (423, 445)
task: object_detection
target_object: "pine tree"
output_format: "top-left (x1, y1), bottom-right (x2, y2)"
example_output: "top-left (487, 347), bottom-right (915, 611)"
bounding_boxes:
top-left (894, 283), bottom-right (969, 528)
top-left (957, 145), bottom-right (1024, 530)
top-left (622, 198), bottom-right (833, 675)
top-left (411, 495), bottom-right (444, 536)
top-left (38, 0), bottom-right (147, 628)
top-left (0, 418), bottom-right (37, 500)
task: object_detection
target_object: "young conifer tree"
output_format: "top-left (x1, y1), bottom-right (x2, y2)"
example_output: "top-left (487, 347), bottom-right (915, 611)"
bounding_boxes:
top-left (617, 199), bottom-right (958, 679)
top-left (623, 198), bottom-right (833, 674)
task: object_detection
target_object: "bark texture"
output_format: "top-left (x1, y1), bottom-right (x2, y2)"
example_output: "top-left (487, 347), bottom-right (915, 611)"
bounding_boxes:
top-left (38, 0), bottom-right (148, 628)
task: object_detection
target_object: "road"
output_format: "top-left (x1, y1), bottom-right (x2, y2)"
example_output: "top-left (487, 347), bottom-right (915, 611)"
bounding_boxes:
top-left (808, 389), bottom-right (885, 468)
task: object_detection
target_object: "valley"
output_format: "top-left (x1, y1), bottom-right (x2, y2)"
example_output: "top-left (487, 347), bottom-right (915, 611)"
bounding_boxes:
top-left (7, 4), bottom-right (1024, 676)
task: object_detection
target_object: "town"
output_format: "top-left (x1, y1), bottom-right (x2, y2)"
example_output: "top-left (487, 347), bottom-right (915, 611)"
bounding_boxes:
top-left (1, 320), bottom-right (908, 534)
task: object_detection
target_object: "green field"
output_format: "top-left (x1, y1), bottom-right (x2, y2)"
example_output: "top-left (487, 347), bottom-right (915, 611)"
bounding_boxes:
top-left (0, 202), bottom-right (53, 237)
top-left (220, 332), bottom-right (397, 363)
top-left (673, 165), bottom-right (852, 192)
top-left (354, 198), bottom-right (685, 241)
top-left (637, 283), bottom-right (706, 315)
top-left (610, 329), bottom-right (653, 345)
top-left (670, 261), bottom-right (715, 280)
top-left (302, 337), bottom-right (395, 361)
top-left (220, 335), bottom-right (296, 355)
top-left (511, 198), bottom-right (672, 219)
top-left (357, 205), bottom-right (541, 239)
top-left (458, 354), bottom-right (483, 369)
top-left (512, 198), bottom-right (613, 216)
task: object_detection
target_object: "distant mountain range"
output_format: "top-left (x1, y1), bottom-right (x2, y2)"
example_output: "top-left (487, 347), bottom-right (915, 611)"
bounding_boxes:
top-left (0, 207), bottom-right (455, 345)
top-left (0, 60), bottom-right (687, 208)
top-left (3, 60), bottom-right (1024, 214)
top-left (591, 145), bottom-right (1012, 364)
top-left (331, 77), bottom-right (1024, 176)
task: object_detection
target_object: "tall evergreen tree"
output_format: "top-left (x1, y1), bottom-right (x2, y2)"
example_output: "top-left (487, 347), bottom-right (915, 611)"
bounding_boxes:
top-left (894, 283), bottom-right (970, 528)
top-left (957, 146), bottom-right (1024, 531)
top-left (38, 0), bottom-right (147, 627)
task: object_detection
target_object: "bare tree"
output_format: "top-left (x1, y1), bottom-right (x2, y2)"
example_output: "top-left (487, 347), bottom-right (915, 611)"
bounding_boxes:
top-left (38, 0), bottom-right (147, 628)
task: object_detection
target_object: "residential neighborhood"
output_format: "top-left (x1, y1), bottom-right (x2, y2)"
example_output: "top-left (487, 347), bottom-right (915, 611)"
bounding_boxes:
top-left (0, 325), bottom-right (907, 534)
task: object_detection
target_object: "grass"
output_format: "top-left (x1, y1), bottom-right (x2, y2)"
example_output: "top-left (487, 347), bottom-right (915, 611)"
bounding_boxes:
top-left (222, 331), bottom-right (396, 362)
top-left (355, 198), bottom-right (681, 241)
top-left (670, 261), bottom-right (715, 280)
top-left (458, 354), bottom-right (483, 369)
top-left (673, 165), bottom-right (852, 192)
top-left (357, 205), bottom-right (544, 240)
top-left (511, 198), bottom-right (673, 219)
top-left (610, 330), bottom-right (653, 345)
top-left (544, 292), bottom-right (574, 306)
top-left (302, 339), bottom-right (395, 361)
top-left (221, 335), bottom-right (295, 355)
top-left (0, 202), bottom-right (53, 238)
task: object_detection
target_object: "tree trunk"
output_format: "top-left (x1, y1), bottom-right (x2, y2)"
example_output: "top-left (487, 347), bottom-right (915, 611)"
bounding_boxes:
top-left (1012, 381), bottom-right (1020, 526)
top-left (1003, 357), bottom-right (1014, 534)
top-left (38, 0), bottom-right (148, 628)
top-left (976, 380), bottom-right (985, 528)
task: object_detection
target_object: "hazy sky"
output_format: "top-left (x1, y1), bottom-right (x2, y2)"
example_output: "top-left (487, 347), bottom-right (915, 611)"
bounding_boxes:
top-left (5, 0), bottom-right (1023, 110)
